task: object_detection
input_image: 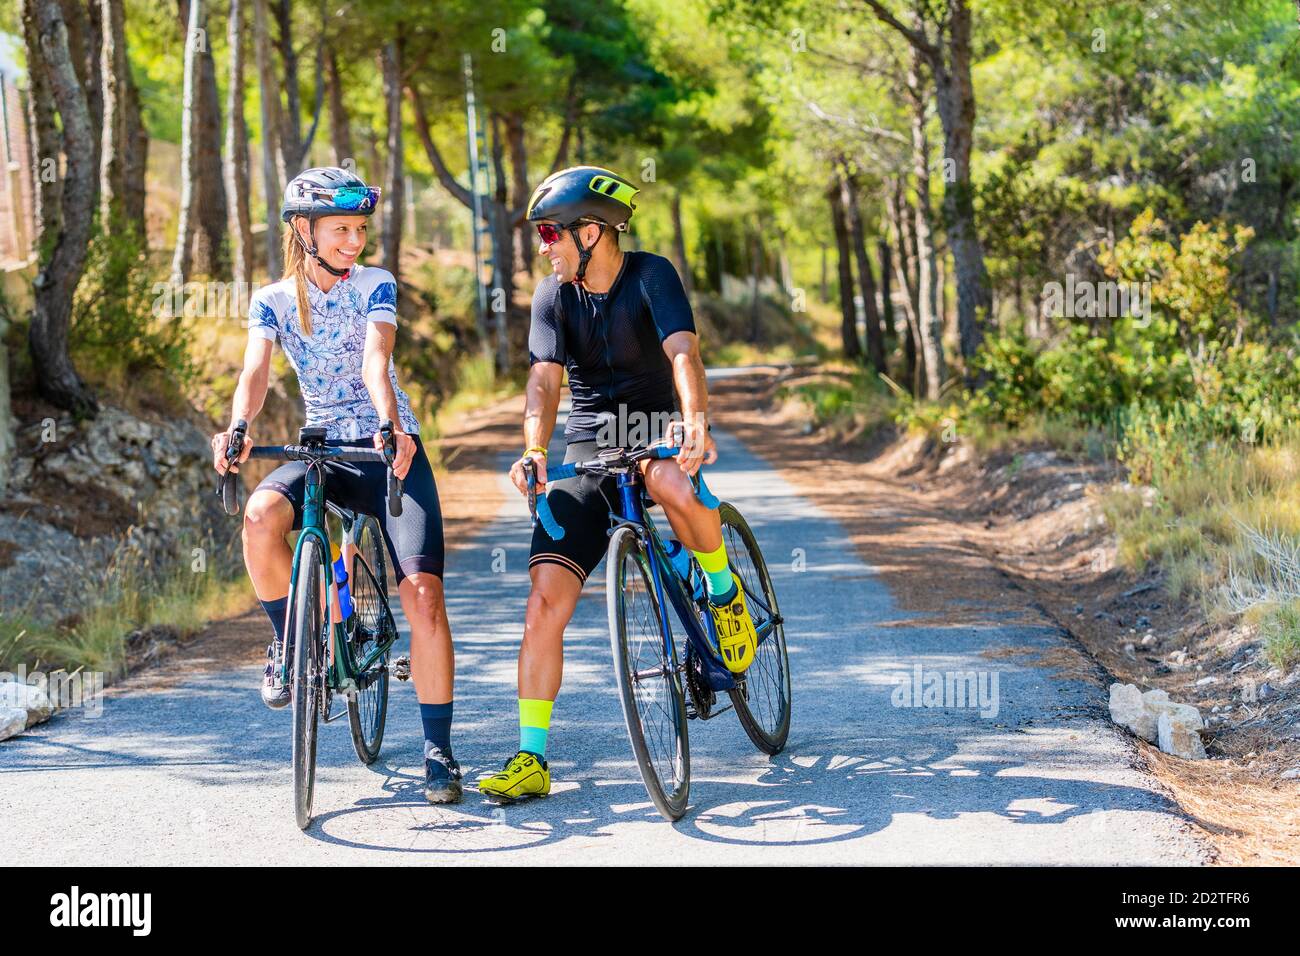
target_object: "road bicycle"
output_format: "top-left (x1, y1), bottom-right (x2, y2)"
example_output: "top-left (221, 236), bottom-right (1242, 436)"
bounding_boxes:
top-left (526, 437), bottom-right (791, 821)
top-left (218, 420), bottom-right (407, 829)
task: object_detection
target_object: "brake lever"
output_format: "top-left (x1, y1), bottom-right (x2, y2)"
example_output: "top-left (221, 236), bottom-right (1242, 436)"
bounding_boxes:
top-left (524, 459), bottom-right (539, 525)
top-left (217, 419), bottom-right (247, 514)
top-left (380, 420), bottom-right (403, 517)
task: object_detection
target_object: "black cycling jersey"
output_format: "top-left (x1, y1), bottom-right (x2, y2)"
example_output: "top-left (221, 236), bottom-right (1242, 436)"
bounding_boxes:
top-left (528, 250), bottom-right (696, 443)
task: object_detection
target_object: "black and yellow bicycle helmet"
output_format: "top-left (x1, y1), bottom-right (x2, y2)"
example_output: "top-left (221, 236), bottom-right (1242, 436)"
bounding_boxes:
top-left (526, 166), bottom-right (640, 281)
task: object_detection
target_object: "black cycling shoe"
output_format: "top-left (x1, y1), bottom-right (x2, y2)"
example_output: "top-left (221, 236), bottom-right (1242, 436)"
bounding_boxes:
top-left (423, 744), bottom-right (463, 804)
top-left (260, 642), bottom-right (290, 710)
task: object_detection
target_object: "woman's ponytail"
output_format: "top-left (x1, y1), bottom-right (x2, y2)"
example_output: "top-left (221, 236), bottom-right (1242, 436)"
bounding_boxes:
top-left (282, 220), bottom-right (314, 337)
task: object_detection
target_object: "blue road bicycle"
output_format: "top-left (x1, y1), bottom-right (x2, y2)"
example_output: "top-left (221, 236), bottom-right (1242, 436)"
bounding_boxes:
top-left (526, 438), bottom-right (791, 821)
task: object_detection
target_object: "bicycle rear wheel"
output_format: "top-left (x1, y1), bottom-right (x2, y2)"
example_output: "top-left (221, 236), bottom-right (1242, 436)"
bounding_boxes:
top-left (289, 536), bottom-right (328, 830)
top-left (719, 502), bottom-right (792, 754)
top-left (347, 515), bottom-right (392, 764)
top-left (607, 526), bottom-right (690, 821)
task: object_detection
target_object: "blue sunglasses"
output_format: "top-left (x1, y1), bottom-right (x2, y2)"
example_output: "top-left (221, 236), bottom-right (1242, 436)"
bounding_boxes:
top-left (304, 184), bottom-right (381, 211)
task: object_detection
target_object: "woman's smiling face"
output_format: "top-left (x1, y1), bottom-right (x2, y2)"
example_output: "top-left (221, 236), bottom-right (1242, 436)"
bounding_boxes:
top-left (299, 214), bottom-right (368, 270)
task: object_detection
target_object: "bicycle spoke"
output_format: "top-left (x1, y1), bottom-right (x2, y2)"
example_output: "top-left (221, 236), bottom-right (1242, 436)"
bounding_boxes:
top-left (621, 549), bottom-right (683, 794)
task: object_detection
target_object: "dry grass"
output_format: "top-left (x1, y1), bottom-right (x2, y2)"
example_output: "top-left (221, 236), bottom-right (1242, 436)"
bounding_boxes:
top-left (1140, 743), bottom-right (1300, 865)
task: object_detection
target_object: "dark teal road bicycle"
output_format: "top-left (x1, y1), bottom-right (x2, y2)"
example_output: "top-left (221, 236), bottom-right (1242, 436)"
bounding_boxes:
top-left (218, 420), bottom-right (406, 830)
top-left (527, 438), bottom-right (792, 821)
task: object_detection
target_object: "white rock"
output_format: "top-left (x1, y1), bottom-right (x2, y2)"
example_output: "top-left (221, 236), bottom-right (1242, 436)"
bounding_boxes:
top-left (1146, 696), bottom-right (1203, 730)
top-left (1109, 683), bottom-right (1158, 742)
top-left (0, 679), bottom-right (53, 728)
top-left (0, 708), bottom-right (26, 741)
top-left (1195, 675), bottom-right (1219, 686)
top-left (1281, 767), bottom-right (1300, 780)
top-left (1157, 710), bottom-right (1207, 759)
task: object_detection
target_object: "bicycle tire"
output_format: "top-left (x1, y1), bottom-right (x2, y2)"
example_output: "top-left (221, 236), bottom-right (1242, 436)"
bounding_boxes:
top-left (719, 502), bottom-right (792, 755)
top-left (290, 536), bottom-right (327, 830)
top-left (606, 526), bottom-right (691, 821)
top-left (347, 515), bottom-right (390, 764)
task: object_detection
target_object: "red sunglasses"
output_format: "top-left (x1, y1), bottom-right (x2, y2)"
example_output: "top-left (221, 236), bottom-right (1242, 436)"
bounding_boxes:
top-left (536, 219), bottom-right (603, 245)
top-left (536, 223), bottom-right (565, 245)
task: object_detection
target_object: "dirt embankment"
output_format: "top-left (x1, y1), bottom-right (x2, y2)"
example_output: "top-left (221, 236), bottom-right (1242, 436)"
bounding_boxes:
top-left (707, 366), bottom-right (1300, 866)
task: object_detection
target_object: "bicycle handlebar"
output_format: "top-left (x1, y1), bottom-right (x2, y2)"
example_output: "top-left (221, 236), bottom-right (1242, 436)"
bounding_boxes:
top-left (526, 443), bottom-right (720, 541)
top-left (216, 418), bottom-right (404, 517)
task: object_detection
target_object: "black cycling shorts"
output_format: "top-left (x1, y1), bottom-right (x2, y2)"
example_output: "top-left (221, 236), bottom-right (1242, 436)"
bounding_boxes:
top-left (255, 434), bottom-right (444, 584)
top-left (528, 440), bottom-right (622, 584)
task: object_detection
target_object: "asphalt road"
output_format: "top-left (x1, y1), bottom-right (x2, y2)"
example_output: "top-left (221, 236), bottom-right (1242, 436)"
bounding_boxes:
top-left (0, 418), bottom-right (1212, 864)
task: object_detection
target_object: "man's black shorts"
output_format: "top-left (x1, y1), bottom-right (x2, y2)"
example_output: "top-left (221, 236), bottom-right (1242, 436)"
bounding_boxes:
top-left (255, 434), bottom-right (444, 584)
top-left (528, 440), bottom-right (621, 583)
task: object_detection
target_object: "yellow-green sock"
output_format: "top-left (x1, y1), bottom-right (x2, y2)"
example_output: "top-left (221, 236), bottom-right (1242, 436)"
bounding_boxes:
top-left (519, 698), bottom-right (553, 759)
top-left (692, 542), bottom-right (736, 605)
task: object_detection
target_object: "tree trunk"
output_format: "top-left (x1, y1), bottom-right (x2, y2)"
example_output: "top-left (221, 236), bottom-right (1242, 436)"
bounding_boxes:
top-left (60, 0), bottom-right (102, 211)
top-left (380, 39), bottom-right (403, 279)
top-left (504, 112), bottom-right (532, 275)
top-left (224, 0), bottom-right (253, 287)
top-left (930, 0), bottom-right (990, 368)
top-left (489, 111), bottom-right (514, 373)
top-left (121, 31), bottom-right (148, 234)
top-left (878, 237), bottom-right (897, 350)
top-left (670, 189), bottom-right (693, 297)
top-left (844, 173), bottom-right (886, 373)
top-left (24, 0), bottom-right (99, 414)
top-left (908, 50), bottom-right (945, 401)
top-left (325, 49), bottom-right (352, 165)
top-left (890, 179), bottom-right (920, 396)
top-left (98, 0), bottom-right (127, 227)
top-left (24, 1), bottom-right (59, 246)
top-left (274, 0), bottom-right (301, 178)
top-left (252, 0), bottom-right (281, 276)
top-left (169, 0), bottom-right (202, 283)
top-left (181, 0), bottom-right (229, 277)
top-left (863, 0), bottom-right (991, 374)
top-left (827, 174), bottom-right (861, 362)
top-left (748, 221), bottom-right (762, 344)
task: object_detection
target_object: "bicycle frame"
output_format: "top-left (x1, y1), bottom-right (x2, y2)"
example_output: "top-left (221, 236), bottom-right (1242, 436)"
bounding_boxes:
top-left (283, 459), bottom-right (395, 707)
top-left (610, 470), bottom-right (738, 693)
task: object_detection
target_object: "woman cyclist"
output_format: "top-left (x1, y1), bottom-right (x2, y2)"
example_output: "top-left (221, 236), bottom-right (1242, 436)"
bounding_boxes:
top-left (210, 167), bottom-right (462, 803)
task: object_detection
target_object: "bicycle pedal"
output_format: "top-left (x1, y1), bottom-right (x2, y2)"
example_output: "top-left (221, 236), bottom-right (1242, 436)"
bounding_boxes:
top-left (391, 655), bottom-right (411, 680)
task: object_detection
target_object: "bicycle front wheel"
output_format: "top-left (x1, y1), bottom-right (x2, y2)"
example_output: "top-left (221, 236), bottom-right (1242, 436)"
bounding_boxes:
top-left (346, 515), bottom-right (391, 765)
top-left (289, 536), bottom-right (328, 830)
top-left (606, 526), bottom-right (690, 821)
top-left (720, 502), bottom-right (792, 755)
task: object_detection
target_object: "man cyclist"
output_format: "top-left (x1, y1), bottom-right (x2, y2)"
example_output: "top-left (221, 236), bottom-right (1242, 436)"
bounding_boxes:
top-left (477, 165), bottom-right (759, 802)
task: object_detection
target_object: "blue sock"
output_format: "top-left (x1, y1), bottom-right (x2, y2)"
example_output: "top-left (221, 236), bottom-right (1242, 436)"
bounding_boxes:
top-left (420, 702), bottom-right (454, 755)
top-left (259, 596), bottom-right (289, 644)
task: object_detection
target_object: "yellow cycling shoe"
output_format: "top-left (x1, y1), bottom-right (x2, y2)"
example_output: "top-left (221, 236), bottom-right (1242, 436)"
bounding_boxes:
top-left (477, 750), bottom-right (550, 802)
top-left (710, 572), bottom-right (758, 673)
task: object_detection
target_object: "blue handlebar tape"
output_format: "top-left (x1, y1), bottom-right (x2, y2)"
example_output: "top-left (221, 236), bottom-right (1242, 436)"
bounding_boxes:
top-left (535, 494), bottom-right (566, 540)
top-left (545, 462), bottom-right (578, 481)
top-left (694, 471), bottom-right (721, 509)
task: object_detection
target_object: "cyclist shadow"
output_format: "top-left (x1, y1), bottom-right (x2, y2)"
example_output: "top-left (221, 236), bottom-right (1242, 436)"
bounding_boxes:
top-left (673, 733), bottom-right (1186, 851)
top-left (304, 755), bottom-right (665, 854)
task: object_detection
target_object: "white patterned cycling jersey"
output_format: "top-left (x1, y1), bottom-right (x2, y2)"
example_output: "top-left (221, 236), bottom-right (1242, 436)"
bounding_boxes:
top-left (246, 264), bottom-right (420, 441)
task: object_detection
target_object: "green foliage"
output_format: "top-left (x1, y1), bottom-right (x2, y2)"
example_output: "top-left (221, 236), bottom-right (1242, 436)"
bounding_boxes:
top-left (1099, 208), bottom-right (1256, 348)
top-left (72, 225), bottom-right (196, 391)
